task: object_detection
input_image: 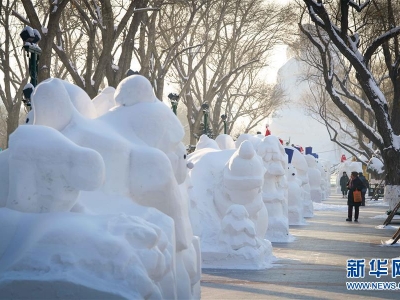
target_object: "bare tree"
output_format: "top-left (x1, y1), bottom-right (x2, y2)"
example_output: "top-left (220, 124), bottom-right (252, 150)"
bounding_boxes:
top-left (17, 0), bottom-right (71, 83)
top-left (12, 0), bottom-right (153, 98)
top-left (0, 0), bottom-right (28, 148)
top-left (291, 27), bottom-right (377, 162)
top-left (299, 0), bottom-right (400, 207)
top-left (169, 0), bottom-right (293, 144)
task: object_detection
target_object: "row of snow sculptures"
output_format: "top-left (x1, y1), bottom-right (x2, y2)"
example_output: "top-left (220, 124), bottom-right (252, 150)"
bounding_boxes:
top-left (188, 137), bottom-right (273, 269)
top-left (0, 75), bottom-right (200, 299)
top-left (187, 133), bottom-right (324, 269)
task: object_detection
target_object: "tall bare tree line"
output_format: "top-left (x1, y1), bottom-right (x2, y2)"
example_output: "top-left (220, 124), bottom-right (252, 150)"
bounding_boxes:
top-left (0, 0), bottom-right (292, 148)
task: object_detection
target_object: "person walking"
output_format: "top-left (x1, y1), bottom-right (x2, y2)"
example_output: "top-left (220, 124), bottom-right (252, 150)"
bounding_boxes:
top-left (358, 172), bottom-right (369, 206)
top-left (346, 171), bottom-right (365, 222)
top-left (339, 172), bottom-right (349, 198)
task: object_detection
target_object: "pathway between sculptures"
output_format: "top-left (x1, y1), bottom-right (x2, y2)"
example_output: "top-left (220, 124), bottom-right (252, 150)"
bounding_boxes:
top-left (201, 192), bottom-right (400, 299)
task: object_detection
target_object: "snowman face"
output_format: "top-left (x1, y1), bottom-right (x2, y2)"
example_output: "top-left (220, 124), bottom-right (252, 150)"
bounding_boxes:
top-left (287, 164), bottom-right (297, 180)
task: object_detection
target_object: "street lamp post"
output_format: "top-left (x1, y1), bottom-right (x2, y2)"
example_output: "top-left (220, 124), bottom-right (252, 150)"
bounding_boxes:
top-left (221, 114), bottom-right (227, 134)
top-left (168, 93), bottom-right (180, 115)
top-left (201, 103), bottom-right (209, 135)
top-left (20, 26), bottom-right (42, 110)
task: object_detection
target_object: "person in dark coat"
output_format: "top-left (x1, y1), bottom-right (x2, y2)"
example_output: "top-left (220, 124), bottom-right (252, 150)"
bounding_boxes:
top-left (358, 172), bottom-right (369, 206)
top-left (346, 171), bottom-right (365, 222)
top-left (339, 172), bottom-right (349, 198)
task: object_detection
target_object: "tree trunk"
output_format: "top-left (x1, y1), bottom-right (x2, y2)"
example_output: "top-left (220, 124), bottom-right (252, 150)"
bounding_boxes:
top-left (6, 105), bottom-right (21, 148)
top-left (382, 149), bottom-right (400, 210)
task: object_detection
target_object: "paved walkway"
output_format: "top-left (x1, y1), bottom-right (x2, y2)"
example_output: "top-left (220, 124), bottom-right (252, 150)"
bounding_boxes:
top-left (200, 192), bottom-right (400, 299)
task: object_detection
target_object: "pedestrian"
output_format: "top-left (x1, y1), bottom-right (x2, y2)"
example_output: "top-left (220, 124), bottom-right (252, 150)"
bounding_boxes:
top-left (346, 171), bottom-right (365, 222)
top-left (358, 172), bottom-right (369, 206)
top-left (339, 171), bottom-right (349, 198)
top-left (265, 124), bottom-right (271, 136)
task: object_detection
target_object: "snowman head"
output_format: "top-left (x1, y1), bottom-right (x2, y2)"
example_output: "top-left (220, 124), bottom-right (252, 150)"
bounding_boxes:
top-left (114, 75), bottom-right (157, 106)
top-left (287, 164), bottom-right (297, 181)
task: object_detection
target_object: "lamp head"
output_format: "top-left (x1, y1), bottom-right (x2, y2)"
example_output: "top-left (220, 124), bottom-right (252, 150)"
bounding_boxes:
top-left (20, 26), bottom-right (41, 44)
top-left (201, 103), bottom-right (209, 112)
top-left (168, 93), bottom-right (179, 103)
top-left (125, 69), bottom-right (139, 77)
top-left (23, 83), bottom-right (34, 100)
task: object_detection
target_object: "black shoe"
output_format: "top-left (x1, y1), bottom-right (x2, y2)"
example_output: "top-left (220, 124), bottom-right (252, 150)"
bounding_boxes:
top-left (346, 218), bottom-right (352, 222)
top-left (354, 219), bottom-right (358, 222)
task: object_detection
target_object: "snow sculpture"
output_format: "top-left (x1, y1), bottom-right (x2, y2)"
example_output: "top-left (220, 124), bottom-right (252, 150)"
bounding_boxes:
top-left (319, 159), bottom-right (331, 198)
top-left (187, 141), bottom-right (273, 269)
top-left (219, 205), bottom-right (258, 249)
top-left (0, 76), bottom-right (201, 299)
top-left (31, 78), bottom-right (193, 251)
top-left (25, 110), bottom-right (34, 124)
top-left (235, 133), bottom-right (262, 150)
top-left (0, 208), bottom-right (175, 299)
top-left (99, 75), bottom-right (191, 185)
top-left (94, 76), bottom-right (201, 298)
top-left (285, 148), bottom-right (305, 225)
top-left (195, 134), bottom-right (220, 150)
top-left (0, 126), bottom-right (180, 298)
top-left (94, 75), bottom-right (201, 298)
top-left (92, 86), bottom-right (116, 116)
top-left (337, 159), bottom-right (363, 192)
top-left (337, 159), bottom-right (362, 176)
top-left (257, 135), bottom-right (290, 242)
top-left (217, 140), bottom-right (268, 239)
top-left (57, 78), bottom-right (98, 119)
top-left (218, 204), bottom-right (271, 265)
top-left (5, 125), bottom-right (105, 213)
top-left (215, 134), bottom-right (236, 150)
top-left (305, 148), bottom-right (322, 203)
top-left (288, 146), bottom-right (313, 217)
top-left (0, 150), bottom-right (9, 207)
top-left (25, 78), bottom-right (98, 125)
top-left (311, 153), bottom-right (329, 200)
